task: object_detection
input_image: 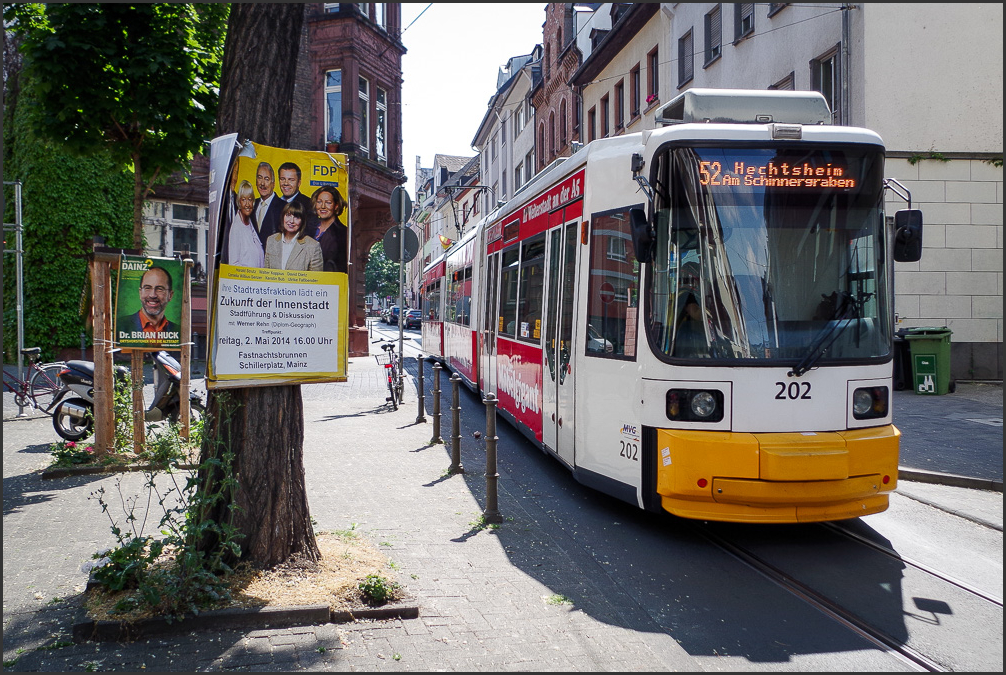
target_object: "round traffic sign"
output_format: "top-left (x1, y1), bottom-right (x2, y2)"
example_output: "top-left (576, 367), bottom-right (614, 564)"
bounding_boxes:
top-left (599, 281), bottom-right (615, 303)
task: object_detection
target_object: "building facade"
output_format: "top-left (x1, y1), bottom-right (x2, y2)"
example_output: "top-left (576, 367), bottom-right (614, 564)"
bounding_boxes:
top-left (569, 2), bottom-right (1002, 380)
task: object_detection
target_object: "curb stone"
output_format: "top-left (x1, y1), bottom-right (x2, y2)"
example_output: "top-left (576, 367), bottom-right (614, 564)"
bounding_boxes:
top-left (71, 601), bottom-right (420, 643)
top-left (40, 463), bottom-right (199, 479)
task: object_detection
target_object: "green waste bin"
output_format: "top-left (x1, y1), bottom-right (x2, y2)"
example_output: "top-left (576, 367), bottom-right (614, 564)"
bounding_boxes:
top-left (904, 327), bottom-right (953, 395)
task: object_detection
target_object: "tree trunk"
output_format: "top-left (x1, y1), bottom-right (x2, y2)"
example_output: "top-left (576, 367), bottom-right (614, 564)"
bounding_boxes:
top-left (200, 2), bottom-right (319, 568)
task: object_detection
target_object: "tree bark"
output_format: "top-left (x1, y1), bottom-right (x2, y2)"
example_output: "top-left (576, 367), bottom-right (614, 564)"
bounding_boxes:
top-left (200, 2), bottom-right (320, 568)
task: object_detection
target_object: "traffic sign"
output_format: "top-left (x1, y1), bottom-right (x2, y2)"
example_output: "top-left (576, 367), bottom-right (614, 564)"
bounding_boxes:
top-left (390, 186), bottom-right (413, 224)
top-left (383, 226), bottom-right (419, 263)
top-left (599, 281), bottom-right (615, 303)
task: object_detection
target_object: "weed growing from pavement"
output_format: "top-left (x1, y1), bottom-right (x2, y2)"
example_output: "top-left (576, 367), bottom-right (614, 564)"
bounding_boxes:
top-left (545, 593), bottom-right (573, 606)
top-left (83, 395), bottom-right (244, 622)
top-left (358, 573), bottom-right (402, 605)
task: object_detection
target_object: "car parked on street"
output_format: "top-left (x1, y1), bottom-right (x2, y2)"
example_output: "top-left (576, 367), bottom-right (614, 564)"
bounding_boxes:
top-left (387, 306), bottom-right (401, 325)
top-left (405, 309), bottom-right (422, 329)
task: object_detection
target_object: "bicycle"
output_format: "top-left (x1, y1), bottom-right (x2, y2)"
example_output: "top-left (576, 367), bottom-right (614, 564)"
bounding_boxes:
top-left (2, 347), bottom-right (66, 416)
top-left (375, 341), bottom-right (404, 410)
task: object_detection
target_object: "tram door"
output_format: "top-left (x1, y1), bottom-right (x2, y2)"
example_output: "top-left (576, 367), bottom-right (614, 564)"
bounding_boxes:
top-left (480, 251), bottom-right (500, 396)
top-left (542, 216), bottom-right (578, 466)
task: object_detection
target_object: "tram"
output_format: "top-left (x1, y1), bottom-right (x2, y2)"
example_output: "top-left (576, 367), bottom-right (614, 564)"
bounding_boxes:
top-left (421, 88), bottom-right (923, 523)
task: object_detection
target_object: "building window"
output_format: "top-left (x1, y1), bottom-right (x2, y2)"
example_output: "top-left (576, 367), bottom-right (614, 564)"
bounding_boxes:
top-left (587, 106), bottom-right (596, 142)
top-left (601, 94), bottom-right (609, 137)
top-left (173, 204), bottom-right (198, 222)
top-left (630, 64), bottom-right (641, 117)
top-left (704, 5), bottom-right (722, 65)
top-left (647, 47), bottom-right (659, 103)
top-left (376, 87), bottom-right (387, 162)
top-left (767, 3), bottom-right (788, 18)
top-left (492, 134), bottom-right (497, 160)
top-left (769, 71), bottom-right (795, 90)
top-left (359, 76), bottom-right (370, 153)
top-left (325, 70), bottom-right (342, 144)
top-left (615, 80), bottom-right (625, 129)
top-left (811, 47), bottom-right (840, 123)
top-left (374, 2), bottom-right (386, 28)
top-left (501, 118), bottom-right (507, 146)
top-left (515, 164), bottom-right (522, 192)
top-left (560, 99), bottom-right (567, 147)
top-left (173, 226), bottom-right (199, 257)
top-left (734, 3), bottom-right (754, 42)
top-left (525, 151), bottom-right (534, 181)
top-left (678, 30), bottom-right (693, 88)
top-left (501, 170), bottom-right (507, 201)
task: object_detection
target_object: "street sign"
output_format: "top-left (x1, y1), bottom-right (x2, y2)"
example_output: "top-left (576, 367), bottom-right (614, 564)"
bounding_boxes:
top-left (599, 281), bottom-right (615, 303)
top-left (383, 226), bottom-right (419, 263)
top-left (390, 186), bottom-right (413, 224)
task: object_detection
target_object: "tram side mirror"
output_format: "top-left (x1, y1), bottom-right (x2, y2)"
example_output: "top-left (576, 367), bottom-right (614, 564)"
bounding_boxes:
top-left (629, 207), bottom-right (654, 264)
top-left (893, 209), bottom-right (923, 262)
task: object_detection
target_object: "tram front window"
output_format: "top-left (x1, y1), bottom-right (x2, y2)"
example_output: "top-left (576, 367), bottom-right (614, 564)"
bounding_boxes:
top-left (646, 145), bottom-right (891, 365)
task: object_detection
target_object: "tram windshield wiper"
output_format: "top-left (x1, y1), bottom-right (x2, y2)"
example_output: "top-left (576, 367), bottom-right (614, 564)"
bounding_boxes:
top-left (789, 292), bottom-right (864, 377)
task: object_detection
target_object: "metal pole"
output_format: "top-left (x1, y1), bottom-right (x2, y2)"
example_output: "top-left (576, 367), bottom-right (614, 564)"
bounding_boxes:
top-left (11, 182), bottom-right (27, 417)
top-left (483, 393), bottom-right (502, 523)
top-left (430, 362), bottom-right (443, 444)
top-left (449, 373), bottom-right (463, 474)
top-left (416, 354), bottom-right (427, 423)
top-left (397, 193), bottom-right (406, 403)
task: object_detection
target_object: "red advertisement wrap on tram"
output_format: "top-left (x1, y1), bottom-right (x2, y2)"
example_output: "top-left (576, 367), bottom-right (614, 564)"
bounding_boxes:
top-left (495, 338), bottom-right (544, 442)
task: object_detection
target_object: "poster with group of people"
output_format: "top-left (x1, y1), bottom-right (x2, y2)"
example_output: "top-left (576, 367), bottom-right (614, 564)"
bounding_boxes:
top-left (205, 134), bottom-right (350, 388)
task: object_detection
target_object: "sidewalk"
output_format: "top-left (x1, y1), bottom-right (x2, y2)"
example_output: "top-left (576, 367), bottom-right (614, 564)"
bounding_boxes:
top-left (3, 355), bottom-right (1002, 671)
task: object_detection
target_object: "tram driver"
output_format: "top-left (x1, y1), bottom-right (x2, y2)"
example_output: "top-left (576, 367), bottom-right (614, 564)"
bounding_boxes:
top-left (673, 293), bottom-right (708, 358)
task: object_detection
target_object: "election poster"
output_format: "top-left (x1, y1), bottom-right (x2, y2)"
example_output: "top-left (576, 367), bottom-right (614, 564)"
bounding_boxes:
top-left (205, 137), bottom-right (350, 388)
top-left (114, 255), bottom-right (185, 350)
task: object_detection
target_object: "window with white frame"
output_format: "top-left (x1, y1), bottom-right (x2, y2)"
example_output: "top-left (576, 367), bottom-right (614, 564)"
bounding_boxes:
top-left (376, 87), bottom-right (387, 161)
top-left (325, 69), bottom-right (342, 144)
top-left (359, 76), bottom-right (369, 153)
top-left (647, 47), bottom-right (659, 103)
top-left (811, 47), bottom-right (840, 123)
top-left (374, 3), bottom-right (386, 28)
top-left (734, 3), bottom-right (754, 41)
top-left (515, 164), bottom-right (522, 192)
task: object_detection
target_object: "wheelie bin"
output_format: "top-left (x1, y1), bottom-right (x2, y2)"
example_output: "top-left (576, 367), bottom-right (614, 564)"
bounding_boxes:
top-left (904, 327), bottom-right (954, 395)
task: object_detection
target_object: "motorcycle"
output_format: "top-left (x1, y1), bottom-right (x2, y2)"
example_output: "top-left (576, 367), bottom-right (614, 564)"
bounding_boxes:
top-left (51, 351), bottom-right (205, 441)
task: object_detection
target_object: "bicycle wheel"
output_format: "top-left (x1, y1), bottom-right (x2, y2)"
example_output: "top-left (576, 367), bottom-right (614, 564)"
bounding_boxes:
top-left (386, 371), bottom-right (398, 409)
top-left (29, 362), bottom-right (64, 412)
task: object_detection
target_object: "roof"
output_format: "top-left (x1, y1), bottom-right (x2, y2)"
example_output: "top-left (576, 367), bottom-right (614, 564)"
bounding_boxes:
top-left (433, 154), bottom-right (474, 174)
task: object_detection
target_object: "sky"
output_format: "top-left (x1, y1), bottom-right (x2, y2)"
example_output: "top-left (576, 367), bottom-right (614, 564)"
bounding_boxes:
top-left (399, 3), bottom-right (547, 199)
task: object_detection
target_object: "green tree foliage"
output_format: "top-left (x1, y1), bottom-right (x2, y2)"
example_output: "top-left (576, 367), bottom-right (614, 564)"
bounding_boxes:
top-left (3, 84), bottom-right (134, 362)
top-left (6, 3), bottom-right (228, 249)
top-left (365, 241), bottom-right (401, 301)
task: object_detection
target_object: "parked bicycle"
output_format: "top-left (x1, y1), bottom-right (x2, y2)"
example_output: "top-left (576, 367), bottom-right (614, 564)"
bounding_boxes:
top-left (374, 340), bottom-right (404, 410)
top-left (2, 347), bottom-right (65, 416)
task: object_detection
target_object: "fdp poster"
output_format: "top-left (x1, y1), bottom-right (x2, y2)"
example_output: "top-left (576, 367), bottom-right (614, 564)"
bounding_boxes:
top-left (114, 255), bottom-right (184, 349)
top-left (205, 137), bottom-right (350, 388)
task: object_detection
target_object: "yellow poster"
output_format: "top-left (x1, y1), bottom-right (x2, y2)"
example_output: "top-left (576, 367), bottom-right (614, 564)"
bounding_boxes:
top-left (206, 138), bottom-right (350, 387)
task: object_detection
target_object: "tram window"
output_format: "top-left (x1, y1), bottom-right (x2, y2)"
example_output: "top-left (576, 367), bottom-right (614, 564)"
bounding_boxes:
top-left (517, 235), bottom-right (546, 343)
top-left (424, 280), bottom-right (441, 322)
top-left (499, 248), bottom-right (520, 337)
top-left (484, 253), bottom-right (499, 335)
top-left (456, 266), bottom-right (472, 326)
top-left (586, 207), bottom-right (640, 359)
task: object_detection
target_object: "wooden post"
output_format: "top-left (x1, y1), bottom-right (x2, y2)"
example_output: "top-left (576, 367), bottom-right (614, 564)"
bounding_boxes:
top-left (180, 257), bottom-right (193, 438)
top-left (91, 247), bottom-right (117, 455)
top-left (131, 350), bottom-right (145, 451)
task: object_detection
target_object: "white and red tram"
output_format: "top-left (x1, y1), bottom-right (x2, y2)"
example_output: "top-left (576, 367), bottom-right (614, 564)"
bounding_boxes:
top-left (422, 89), bottom-right (923, 523)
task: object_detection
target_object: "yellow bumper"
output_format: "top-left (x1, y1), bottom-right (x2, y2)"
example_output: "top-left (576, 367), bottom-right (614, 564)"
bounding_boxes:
top-left (655, 425), bottom-right (900, 523)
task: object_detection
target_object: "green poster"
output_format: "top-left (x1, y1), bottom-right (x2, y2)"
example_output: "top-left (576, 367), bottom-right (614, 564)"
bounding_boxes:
top-left (115, 255), bottom-right (184, 349)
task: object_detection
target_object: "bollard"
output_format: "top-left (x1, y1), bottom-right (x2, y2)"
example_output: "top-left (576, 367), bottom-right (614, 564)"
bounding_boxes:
top-left (416, 354), bottom-right (427, 424)
top-left (449, 373), bottom-right (464, 474)
top-left (483, 393), bottom-right (502, 523)
top-left (430, 363), bottom-right (443, 444)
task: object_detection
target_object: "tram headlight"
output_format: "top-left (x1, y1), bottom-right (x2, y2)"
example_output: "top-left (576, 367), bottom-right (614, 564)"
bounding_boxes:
top-left (852, 386), bottom-right (889, 420)
top-left (666, 389), bottom-right (724, 423)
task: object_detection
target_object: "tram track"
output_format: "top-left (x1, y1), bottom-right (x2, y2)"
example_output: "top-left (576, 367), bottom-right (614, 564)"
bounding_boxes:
top-left (691, 518), bottom-right (1003, 672)
top-left (690, 522), bottom-right (945, 671)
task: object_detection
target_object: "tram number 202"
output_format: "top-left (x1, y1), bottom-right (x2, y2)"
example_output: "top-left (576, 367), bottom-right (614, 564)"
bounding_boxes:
top-left (619, 440), bottom-right (639, 461)
top-left (775, 381), bottom-right (812, 400)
